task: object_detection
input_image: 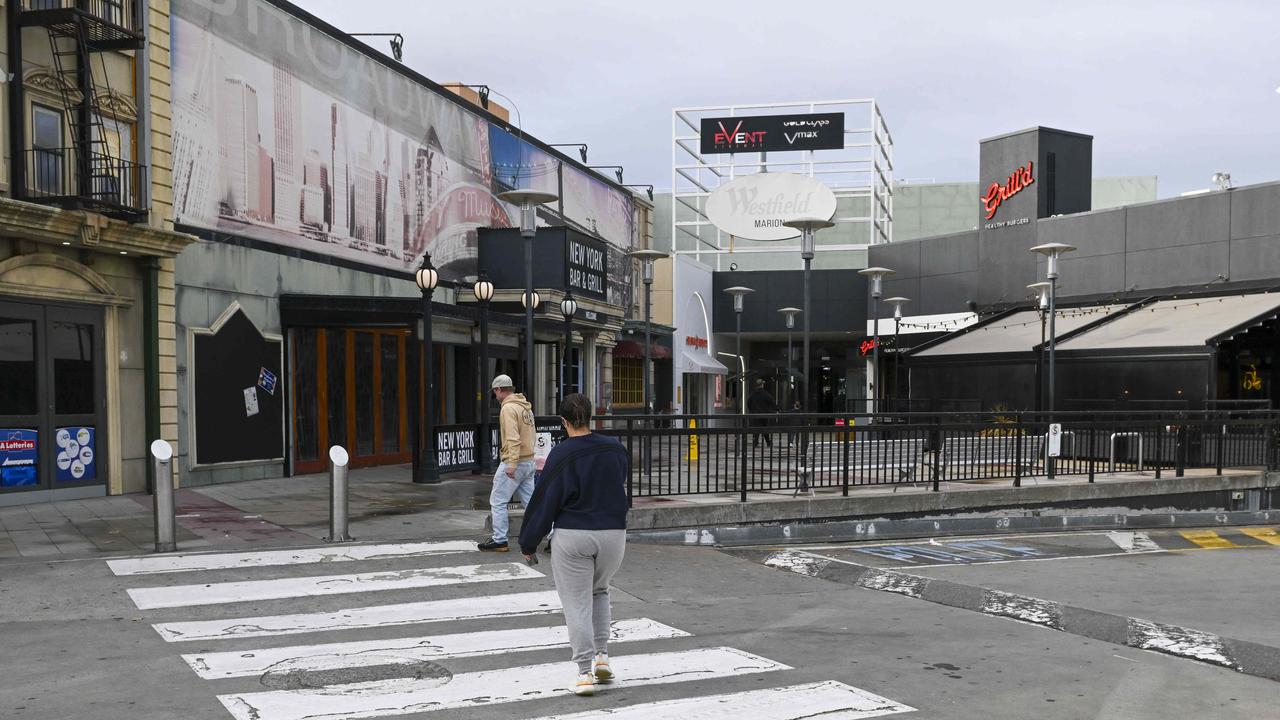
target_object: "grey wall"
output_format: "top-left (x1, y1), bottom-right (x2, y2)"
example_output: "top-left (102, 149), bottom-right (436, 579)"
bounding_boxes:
top-left (175, 242), bottom-right (421, 485)
top-left (870, 180), bottom-right (1280, 315)
top-left (711, 270), bottom-right (867, 334)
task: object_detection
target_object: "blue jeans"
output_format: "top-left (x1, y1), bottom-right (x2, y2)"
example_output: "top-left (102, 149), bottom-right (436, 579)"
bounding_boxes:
top-left (490, 460), bottom-right (535, 543)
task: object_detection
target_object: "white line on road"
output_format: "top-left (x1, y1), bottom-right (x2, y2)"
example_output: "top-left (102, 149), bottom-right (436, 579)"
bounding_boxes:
top-left (764, 549), bottom-right (831, 576)
top-left (1106, 531), bottom-right (1162, 553)
top-left (107, 541), bottom-right (479, 576)
top-left (152, 590), bottom-right (562, 642)
top-left (217, 647), bottom-right (789, 720)
top-left (183, 618), bottom-right (689, 679)
top-left (1128, 618), bottom-right (1237, 669)
top-left (525, 680), bottom-right (916, 719)
top-left (128, 563), bottom-right (543, 609)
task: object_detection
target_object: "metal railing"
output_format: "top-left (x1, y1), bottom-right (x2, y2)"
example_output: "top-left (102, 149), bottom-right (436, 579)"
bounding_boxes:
top-left (599, 410), bottom-right (1279, 498)
top-left (24, 147), bottom-right (147, 216)
top-left (422, 410), bottom-right (1277, 499)
top-left (22, 0), bottom-right (137, 33)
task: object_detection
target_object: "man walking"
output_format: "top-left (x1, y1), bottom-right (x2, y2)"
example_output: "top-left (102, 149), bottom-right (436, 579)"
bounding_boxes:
top-left (478, 374), bottom-right (536, 552)
top-left (747, 379), bottom-right (777, 448)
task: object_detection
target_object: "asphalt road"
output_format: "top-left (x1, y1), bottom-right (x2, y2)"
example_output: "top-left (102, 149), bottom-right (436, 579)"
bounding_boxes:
top-left (1, 526), bottom-right (1277, 719)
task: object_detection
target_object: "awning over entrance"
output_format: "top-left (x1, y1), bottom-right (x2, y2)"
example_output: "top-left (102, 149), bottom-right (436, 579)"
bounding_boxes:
top-left (1056, 294), bottom-right (1280, 351)
top-left (913, 305), bottom-right (1130, 357)
top-left (614, 340), bottom-right (671, 360)
top-left (681, 349), bottom-right (728, 375)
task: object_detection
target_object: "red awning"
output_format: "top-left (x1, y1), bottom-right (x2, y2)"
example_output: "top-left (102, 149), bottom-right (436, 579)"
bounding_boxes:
top-left (614, 340), bottom-right (671, 360)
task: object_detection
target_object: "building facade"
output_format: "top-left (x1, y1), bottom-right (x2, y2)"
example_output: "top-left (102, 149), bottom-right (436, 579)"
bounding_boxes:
top-left (876, 127), bottom-right (1280, 412)
top-left (0, 0), bottom-right (195, 505)
top-left (166, 0), bottom-right (646, 484)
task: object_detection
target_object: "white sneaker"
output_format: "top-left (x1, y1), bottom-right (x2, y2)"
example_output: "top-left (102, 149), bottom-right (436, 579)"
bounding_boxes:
top-left (593, 652), bottom-right (614, 684)
top-left (572, 671), bottom-right (595, 696)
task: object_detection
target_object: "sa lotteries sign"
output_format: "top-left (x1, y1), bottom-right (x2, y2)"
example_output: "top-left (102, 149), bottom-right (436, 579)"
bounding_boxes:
top-left (700, 113), bottom-right (845, 155)
top-left (981, 160), bottom-right (1035, 220)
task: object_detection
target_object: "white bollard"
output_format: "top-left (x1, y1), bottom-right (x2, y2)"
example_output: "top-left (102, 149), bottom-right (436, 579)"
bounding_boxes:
top-left (327, 445), bottom-right (352, 542)
top-left (150, 439), bottom-right (176, 553)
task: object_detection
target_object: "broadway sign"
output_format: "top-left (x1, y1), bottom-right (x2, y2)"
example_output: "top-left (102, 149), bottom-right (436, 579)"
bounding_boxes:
top-left (700, 113), bottom-right (845, 155)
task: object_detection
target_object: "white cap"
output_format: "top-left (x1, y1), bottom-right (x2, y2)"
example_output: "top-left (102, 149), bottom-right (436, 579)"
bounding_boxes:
top-left (491, 374), bottom-right (514, 389)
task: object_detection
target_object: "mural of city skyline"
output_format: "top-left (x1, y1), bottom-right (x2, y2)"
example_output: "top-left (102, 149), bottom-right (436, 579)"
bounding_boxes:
top-left (169, 5), bottom-right (634, 293)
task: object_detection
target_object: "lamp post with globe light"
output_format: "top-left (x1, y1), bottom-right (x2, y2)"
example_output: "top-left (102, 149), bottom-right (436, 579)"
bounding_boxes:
top-left (473, 274), bottom-right (495, 474)
top-left (414, 254), bottom-right (439, 483)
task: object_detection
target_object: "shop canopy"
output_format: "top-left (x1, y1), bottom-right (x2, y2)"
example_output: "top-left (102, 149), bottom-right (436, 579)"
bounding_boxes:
top-left (912, 304), bottom-right (1130, 357)
top-left (681, 349), bottom-right (729, 375)
top-left (1056, 293), bottom-right (1280, 352)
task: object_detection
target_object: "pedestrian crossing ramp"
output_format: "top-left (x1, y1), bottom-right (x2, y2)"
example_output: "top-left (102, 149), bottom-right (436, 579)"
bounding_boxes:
top-left (108, 541), bottom-right (915, 719)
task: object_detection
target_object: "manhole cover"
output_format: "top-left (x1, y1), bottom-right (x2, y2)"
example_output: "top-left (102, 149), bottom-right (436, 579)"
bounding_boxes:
top-left (260, 656), bottom-right (452, 690)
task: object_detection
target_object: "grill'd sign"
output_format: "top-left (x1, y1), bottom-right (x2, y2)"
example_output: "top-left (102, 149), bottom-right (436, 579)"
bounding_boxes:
top-left (705, 173), bottom-right (838, 241)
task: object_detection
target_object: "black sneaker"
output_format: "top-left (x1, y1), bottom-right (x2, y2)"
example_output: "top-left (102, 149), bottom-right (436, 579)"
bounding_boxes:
top-left (477, 540), bottom-right (509, 552)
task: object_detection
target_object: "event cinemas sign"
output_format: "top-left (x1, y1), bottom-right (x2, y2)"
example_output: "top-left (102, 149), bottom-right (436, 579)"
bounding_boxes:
top-left (700, 113), bottom-right (845, 154)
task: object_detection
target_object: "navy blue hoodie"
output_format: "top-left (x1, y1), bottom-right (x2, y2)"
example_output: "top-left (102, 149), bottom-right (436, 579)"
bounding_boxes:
top-left (518, 433), bottom-right (629, 555)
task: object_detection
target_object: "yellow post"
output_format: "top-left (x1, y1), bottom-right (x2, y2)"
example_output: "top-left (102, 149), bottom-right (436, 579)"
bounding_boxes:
top-left (686, 418), bottom-right (699, 462)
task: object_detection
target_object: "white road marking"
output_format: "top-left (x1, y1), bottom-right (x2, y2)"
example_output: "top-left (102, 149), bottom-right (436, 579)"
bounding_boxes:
top-left (152, 590), bottom-right (563, 642)
top-left (218, 647), bottom-right (790, 720)
top-left (183, 618), bottom-right (689, 679)
top-left (107, 542), bottom-right (478, 576)
top-left (764, 549), bottom-right (831, 576)
top-left (856, 569), bottom-right (927, 598)
top-left (981, 590), bottom-right (1062, 630)
top-left (128, 562), bottom-right (542, 609)
top-left (525, 680), bottom-right (916, 719)
top-left (1128, 618), bottom-right (1236, 669)
top-left (1106, 531), bottom-right (1162, 553)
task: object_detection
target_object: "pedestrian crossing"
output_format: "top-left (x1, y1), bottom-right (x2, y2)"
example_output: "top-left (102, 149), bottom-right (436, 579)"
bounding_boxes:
top-left (111, 541), bottom-right (915, 720)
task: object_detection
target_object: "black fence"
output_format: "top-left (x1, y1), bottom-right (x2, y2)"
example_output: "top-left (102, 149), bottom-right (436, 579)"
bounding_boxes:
top-left (596, 410), bottom-right (1280, 499)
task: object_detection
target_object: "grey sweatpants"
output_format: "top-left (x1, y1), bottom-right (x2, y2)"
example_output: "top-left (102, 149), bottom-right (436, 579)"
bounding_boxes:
top-left (549, 528), bottom-right (627, 673)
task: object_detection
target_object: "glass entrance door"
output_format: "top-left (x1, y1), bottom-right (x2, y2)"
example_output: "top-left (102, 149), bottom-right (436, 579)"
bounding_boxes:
top-left (0, 300), bottom-right (104, 498)
top-left (291, 327), bottom-right (411, 474)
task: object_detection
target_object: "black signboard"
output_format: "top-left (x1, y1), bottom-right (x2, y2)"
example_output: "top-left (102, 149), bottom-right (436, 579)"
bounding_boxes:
top-left (699, 113), bottom-right (845, 155)
top-left (566, 234), bottom-right (608, 300)
top-left (478, 226), bottom-right (610, 302)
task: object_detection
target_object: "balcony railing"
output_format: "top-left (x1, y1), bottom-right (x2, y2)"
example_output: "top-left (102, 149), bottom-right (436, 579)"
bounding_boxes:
top-left (24, 147), bottom-right (147, 220)
top-left (20, 0), bottom-right (141, 48)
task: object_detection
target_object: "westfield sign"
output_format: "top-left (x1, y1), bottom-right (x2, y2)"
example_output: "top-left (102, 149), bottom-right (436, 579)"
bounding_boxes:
top-left (981, 161), bottom-right (1035, 220)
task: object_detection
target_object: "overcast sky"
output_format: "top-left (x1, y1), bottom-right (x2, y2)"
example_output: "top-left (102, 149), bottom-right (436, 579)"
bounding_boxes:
top-left (301, 0), bottom-right (1278, 198)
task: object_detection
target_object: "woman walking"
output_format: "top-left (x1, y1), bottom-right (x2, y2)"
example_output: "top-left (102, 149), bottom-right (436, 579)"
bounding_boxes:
top-left (519, 393), bottom-right (629, 697)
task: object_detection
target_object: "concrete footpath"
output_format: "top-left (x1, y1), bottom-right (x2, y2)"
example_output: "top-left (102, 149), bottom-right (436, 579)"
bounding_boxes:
top-left (0, 464), bottom-right (1273, 561)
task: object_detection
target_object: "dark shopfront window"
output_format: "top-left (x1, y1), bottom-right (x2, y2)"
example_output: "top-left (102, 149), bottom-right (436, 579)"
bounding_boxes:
top-left (748, 340), bottom-right (857, 413)
top-left (0, 318), bottom-right (37, 415)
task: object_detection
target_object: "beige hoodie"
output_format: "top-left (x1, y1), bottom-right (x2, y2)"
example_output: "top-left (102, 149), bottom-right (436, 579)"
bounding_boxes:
top-left (499, 393), bottom-right (535, 465)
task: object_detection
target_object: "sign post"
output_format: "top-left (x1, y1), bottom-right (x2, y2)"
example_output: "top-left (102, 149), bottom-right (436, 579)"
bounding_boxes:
top-left (1048, 423), bottom-right (1063, 458)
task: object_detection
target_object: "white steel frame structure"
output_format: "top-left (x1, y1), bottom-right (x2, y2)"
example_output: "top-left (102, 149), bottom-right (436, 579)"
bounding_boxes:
top-left (671, 99), bottom-right (894, 269)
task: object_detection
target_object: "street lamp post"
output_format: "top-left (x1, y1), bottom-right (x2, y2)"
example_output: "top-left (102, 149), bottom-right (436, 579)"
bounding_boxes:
top-left (628, 249), bottom-right (667, 479)
top-left (778, 307), bottom-right (802, 411)
top-left (782, 219), bottom-right (833, 415)
top-left (1030, 243), bottom-right (1077, 479)
top-left (883, 296), bottom-right (910, 412)
top-left (414, 254), bottom-right (440, 483)
top-left (857, 266), bottom-right (896, 415)
top-left (497, 189), bottom-right (558, 401)
top-left (474, 274), bottom-right (495, 474)
top-left (724, 286), bottom-right (754, 502)
top-left (1027, 281), bottom-right (1052, 414)
top-left (560, 294), bottom-right (578, 404)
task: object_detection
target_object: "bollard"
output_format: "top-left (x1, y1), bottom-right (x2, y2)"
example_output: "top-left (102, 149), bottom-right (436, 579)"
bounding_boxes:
top-left (150, 439), bottom-right (176, 553)
top-left (327, 445), bottom-right (352, 543)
